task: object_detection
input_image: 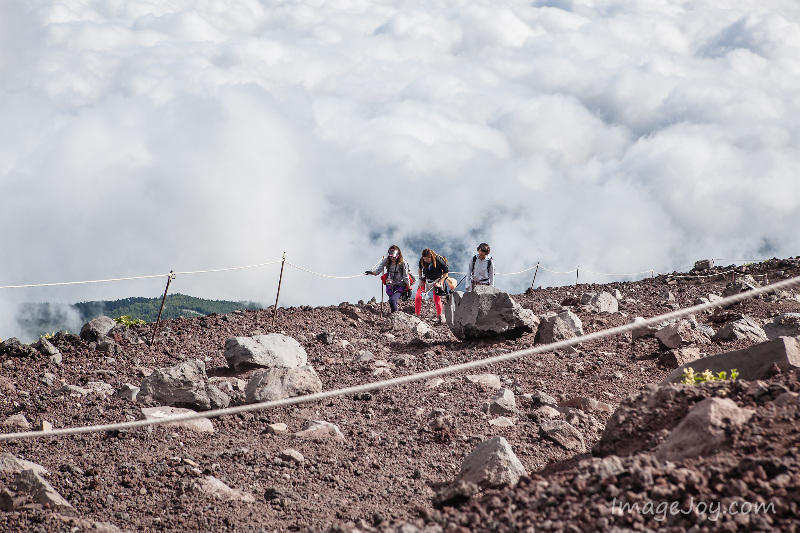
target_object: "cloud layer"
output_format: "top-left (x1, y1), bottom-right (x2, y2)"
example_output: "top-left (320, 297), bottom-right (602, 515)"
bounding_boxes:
top-left (2, 0), bottom-right (800, 340)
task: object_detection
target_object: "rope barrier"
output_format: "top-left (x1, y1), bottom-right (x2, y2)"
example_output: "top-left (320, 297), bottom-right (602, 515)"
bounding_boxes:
top-left (495, 264), bottom-right (539, 276)
top-left (2, 258), bottom-right (789, 291)
top-left (286, 262), bottom-right (370, 279)
top-left (580, 269), bottom-right (656, 277)
top-left (173, 261), bottom-right (283, 276)
top-left (539, 266), bottom-right (577, 274)
top-left (3, 273), bottom-right (799, 442)
top-left (0, 274), bottom-right (172, 290)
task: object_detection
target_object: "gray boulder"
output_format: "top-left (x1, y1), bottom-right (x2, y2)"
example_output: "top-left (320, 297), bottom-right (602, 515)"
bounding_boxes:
top-left (139, 359), bottom-right (229, 411)
top-left (79, 316), bottom-right (116, 342)
top-left (445, 286), bottom-right (539, 340)
top-left (713, 316), bottom-right (768, 343)
top-left (388, 312), bottom-right (435, 337)
top-left (0, 338), bottom-right (36, 358)
top-left (585, 292), bottom-right (619, 313)
top-left (539, 419), bottom-right (586, 452)
top-left (456, 436), bottom-right (526, 488)
top-left (656, 397), bottom-right (754, 462)
top-left (654, 319), bottom-right (713, 349)
top-left (13, 469), bottom-right (76, 515)
top-left (224, 334), bottom-right (308, 371)
top-left (722, 275), bottom-right (761, 299)
top-left (661, 335), bottom-right (800, 384)
top-left (535, 310), bottom-right (584, 344)
top-left (245, 365), bottom-right (323, 403)
top-left (763, 313), bottom-right (800, 340)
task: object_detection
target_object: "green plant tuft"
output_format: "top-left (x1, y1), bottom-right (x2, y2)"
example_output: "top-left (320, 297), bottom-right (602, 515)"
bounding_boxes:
top-left (114, 315), bottom-right (146, 327)
top-left (680, 367), bottom-right (739, 385)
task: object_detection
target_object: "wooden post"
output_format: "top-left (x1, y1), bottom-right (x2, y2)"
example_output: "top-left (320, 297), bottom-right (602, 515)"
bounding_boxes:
top-left (272, 252), bottom-right (286, 327)
top-left (151, 271), bottom-right (175, 346)
top-left (529, 262), bottom-right (540, 290)
top-left (651, 269), bottom-right (654, 279)
top-left (576, 266), bottom-right (579, 286)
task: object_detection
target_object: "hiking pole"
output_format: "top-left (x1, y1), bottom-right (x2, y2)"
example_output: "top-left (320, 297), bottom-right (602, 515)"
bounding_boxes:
top-left (272, 252), bottom-right (286, 327)
top-left (529, 262), bottom-right (540, 290)
top-left (151, 271), bottom-right (175, 346)
top-left (379, 256), bottom-right (385, 318)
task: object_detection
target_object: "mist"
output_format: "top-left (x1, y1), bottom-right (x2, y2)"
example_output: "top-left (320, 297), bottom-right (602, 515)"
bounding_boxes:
top-left (2, 0), bottom-right (800, 342)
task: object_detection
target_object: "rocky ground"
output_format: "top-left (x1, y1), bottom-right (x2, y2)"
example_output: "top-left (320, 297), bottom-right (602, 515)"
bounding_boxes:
top-left (2, 258), bottom-right (800, 533)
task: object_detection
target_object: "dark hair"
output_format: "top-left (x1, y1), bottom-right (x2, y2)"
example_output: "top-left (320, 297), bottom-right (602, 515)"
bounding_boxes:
top-left (421, 248), bottom-right (439, 268)
top-left (388, 245), bottom-right (404, 265)
top-left (477, 243), bottom-right (490, 254)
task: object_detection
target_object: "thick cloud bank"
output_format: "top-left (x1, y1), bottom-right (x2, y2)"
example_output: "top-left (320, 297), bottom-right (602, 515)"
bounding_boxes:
top-left (2, 0), bottom-right (800, 340)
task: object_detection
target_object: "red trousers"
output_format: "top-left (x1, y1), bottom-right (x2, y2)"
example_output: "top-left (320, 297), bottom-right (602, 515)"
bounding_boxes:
top-left (415, 283), bottom-right (443, 316)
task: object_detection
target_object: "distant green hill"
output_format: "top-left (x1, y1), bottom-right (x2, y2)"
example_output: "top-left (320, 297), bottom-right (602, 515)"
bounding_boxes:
top-left (72, 293), bottom-right (263, 323)
top-left (15, 294), bottom-right (264, 339)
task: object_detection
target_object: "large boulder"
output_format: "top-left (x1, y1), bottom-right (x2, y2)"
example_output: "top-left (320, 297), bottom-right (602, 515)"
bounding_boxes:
top-left (0, 338), bottom-right (37, 358)
top-left (539, 420), bottom-right (586, 452)
top-left (139, 359), bottom-right (230, 411)
top-left (763, 313), bottom-right (800, 340)
top-left (224, 334), bottom-right (308, 371)
top-left (583, 291), bottom-right (619, 313)
top-left (79, 316), bottom-right (116, 342)
top-left (245, 365), bottom-right (323, 403)
top-left (656, 397), bottom-right (754, 462)
top-left (712, 316), bottom-right (768, 343)
top-left (661, 335), bottom-right (800, 384)
top-left (456, 436), bottom-right (527, 488)
top-left (535, 310), bottom-right (584, 344)
top-left (387, 312), bottom-right (435, 337)
top-left (445, 286), bottom-right (539, 340)
top-left (654, 318), bottom-right (713, 349)
top-left (13, 469), bottom-right (76, 515)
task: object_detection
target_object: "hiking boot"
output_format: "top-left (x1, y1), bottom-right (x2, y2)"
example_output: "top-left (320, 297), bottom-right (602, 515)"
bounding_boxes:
top-left (437, 315), bottom-right (445, 325)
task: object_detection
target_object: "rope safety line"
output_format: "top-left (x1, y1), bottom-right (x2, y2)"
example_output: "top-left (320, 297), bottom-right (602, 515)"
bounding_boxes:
top-left (0, 274), bottom-right (171, 290)
top-left (539, 266), bottom-right (577, 274)
top-left (3, 273), bottom-right (799, 442)
top-left (580, 269), bottom-right (657, 277)
top-left (173, 261), bottom-right (283, 276)
top-left (286, 262), bottom-right (371, 279)
top-left (2, 258), bottom-right (787, 291)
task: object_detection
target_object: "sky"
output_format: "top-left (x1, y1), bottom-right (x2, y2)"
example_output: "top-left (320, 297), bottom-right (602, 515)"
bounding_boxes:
top-left (2, 0), bottom-right (800, 341)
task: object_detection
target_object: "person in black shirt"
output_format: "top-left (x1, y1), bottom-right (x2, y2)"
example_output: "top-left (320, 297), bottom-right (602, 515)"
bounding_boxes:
top-left (415, 248), bottom-right (449, 323)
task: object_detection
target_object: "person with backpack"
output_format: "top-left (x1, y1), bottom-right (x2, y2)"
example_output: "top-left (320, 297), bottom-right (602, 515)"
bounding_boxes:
top-left (415, 248), bottom-right (449, 323)
top-left (365, 245), bottom-right (413, 313)
top-left (466, 243), bottom-right (494, 291)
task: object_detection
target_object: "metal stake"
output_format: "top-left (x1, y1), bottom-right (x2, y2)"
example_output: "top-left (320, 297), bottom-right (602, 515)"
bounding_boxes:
top-left (529, 262), bottom-right (540, 290)
top-left (151, 271), bottom-right (175, 346)
top-left (272, 252), bottom-right (286, 327)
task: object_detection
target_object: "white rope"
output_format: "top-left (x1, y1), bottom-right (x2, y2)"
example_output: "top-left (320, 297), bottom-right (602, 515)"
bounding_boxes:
top-left (540, 266), bottom-right (577, 274)
top-left (495, 265), bottom-right (539, 276)
top-left (0, 274), bottom-right (171, 290)
top-left (580, 269), bottom-right (656, 277)
top-left (286, 262), bottom-right (370, 279)
top-left (173, 261), bottom-right (282, 275)
top-left (4, 273), bottom-right (799, 442)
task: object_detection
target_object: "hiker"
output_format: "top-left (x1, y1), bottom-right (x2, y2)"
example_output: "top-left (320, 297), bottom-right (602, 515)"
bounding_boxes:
top-left (416, 248), bottom-right (449, 323)
top-left (365, 245), bottom-right (413, 313)
top-left (466, 243), bottom-right (495, 291)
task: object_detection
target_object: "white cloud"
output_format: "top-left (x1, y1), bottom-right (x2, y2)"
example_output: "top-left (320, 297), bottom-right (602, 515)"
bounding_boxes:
top-left (2, 0), bottom-right (800, 340)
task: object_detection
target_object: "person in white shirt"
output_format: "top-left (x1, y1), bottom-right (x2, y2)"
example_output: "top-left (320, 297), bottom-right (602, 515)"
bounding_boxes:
top-left (466, 243), bottom-right (494, 291)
